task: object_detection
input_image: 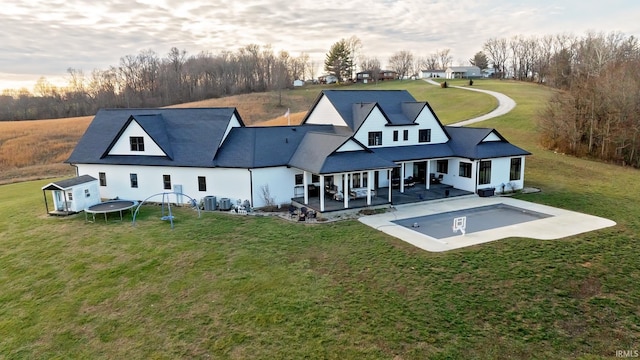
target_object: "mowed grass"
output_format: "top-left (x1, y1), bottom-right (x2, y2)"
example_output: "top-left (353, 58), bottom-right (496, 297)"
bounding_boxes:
top-left (1, 80), bottom-right (640, 358)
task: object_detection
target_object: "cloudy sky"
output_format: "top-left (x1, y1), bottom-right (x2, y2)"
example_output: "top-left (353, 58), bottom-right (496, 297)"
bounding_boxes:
top-left (1, 0), bottom-right (639, 91)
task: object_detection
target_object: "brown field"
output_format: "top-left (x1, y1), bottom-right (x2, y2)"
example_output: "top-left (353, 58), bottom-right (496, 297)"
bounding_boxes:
top-left (0, 90), bottom-right (318, 185)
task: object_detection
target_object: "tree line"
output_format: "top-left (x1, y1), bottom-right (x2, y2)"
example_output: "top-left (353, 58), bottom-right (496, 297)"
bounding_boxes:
top-left (521, 32), bottom-right (640, 168)
top-left (0, 45), bottom-right (315, 120)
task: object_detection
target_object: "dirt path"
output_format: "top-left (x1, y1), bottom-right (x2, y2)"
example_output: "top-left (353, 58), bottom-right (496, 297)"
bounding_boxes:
top-left (424, 79), bottom-right (516, 126)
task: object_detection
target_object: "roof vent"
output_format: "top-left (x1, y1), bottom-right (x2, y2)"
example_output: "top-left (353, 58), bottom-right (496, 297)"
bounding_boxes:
top-left (285, 137), bottom-right (288, 143)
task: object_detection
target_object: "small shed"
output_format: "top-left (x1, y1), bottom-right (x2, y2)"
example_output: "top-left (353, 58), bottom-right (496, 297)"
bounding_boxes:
top-left (293, 79), bottom-right (304, 87)
top-left (41, 175), bottom-right (101, 215)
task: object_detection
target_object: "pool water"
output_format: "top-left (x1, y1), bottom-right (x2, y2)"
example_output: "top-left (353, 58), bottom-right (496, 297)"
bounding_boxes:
top-left (392, 203), bottom-right (552, 239)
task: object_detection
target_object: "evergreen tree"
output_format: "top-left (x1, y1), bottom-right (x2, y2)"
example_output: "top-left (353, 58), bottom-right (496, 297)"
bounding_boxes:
top-left (469, 51), bottom-right (489, 70)
top-left (324, 39), bottom-right (353, 82)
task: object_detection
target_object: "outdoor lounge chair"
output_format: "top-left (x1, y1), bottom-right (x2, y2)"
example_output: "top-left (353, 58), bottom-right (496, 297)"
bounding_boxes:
top-left (299, 207), bottom-right (308, 221)
top-left (288, 204), bottom-right (298, 218)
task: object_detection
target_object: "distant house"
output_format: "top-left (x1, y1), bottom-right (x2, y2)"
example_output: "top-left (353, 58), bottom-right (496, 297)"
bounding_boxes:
top-left (67, 90), bottom-right (529, 213)
top-left (482, 68), bottom-right (496, 78)
top-left (293, 79), bottom-right (305, 87)
top-left (420, 69), bottom-right (446, 79)
top-left (41, 175), bottom-right (101, 215)
top-left (355, 70), bottom-right (399, 83)
top-left (445, 66), bottom-right (482, 79)
top-left (318, 75), bottom-right (338, 84)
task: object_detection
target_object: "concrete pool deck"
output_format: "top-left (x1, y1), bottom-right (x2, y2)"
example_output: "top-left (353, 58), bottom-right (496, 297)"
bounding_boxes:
top-left (358, 196), bottom-right (617, 252)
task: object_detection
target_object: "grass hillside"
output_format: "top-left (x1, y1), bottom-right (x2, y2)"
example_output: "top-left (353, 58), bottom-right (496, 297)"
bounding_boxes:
top-left (1, 80), bottom-right (639, 358)
top-left (0, 80), bottom-right (493, 184)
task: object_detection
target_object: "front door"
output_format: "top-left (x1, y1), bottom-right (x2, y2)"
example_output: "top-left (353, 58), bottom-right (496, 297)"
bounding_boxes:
top-left (415, 161), bottom-right (427, 183)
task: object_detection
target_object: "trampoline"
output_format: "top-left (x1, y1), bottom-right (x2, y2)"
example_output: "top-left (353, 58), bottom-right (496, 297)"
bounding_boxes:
top-left (85, 200), bottom-right (139, 222)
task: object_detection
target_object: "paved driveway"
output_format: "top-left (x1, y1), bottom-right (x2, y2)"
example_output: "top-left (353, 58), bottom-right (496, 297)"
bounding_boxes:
top-left (423, 78), bottom-right (516, 126)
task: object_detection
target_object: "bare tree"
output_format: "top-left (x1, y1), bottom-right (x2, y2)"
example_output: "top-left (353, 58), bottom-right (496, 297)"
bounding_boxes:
top-left (389, 50), bottom-right (414, 79)
top-left (436, 49), bottom-right (453, 69)
top-left (483, 37), bottom-right (509, 78)
top-left (360, 56), bottom-right (381, 83)
top-left (425, 54), bottom-right (440, 69)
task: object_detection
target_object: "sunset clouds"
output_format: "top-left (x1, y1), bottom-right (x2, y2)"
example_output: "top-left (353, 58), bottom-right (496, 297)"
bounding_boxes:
top-left (1, 0), bottom-right (638, 90)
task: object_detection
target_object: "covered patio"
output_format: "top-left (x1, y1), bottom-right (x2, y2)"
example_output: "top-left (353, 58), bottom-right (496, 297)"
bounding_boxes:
top-left (292, 183), bottom-right (473, 213)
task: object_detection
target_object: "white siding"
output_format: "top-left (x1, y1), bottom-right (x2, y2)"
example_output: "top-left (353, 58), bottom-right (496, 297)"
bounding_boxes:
top-left (482, 132), bottom-right (502, 142)
top-left (447, 158), bottom-right (477, 192)
top-left (53, 181), bottom-right (101, 212)
top-left (353, 107), bottom-right (388, 147)
top-left (221, 114), bottom-right (242, 145)
top-left (352, 106), bottom-right (448, 148)
top-left (76, 164), bottom-right (251, 206)
top-left (251, 167), bottom-right (300, 207)
top-left (304, 96), bottom-right (346, 126)
top-left (478, 157), bottom-right (526, 193)
top-left (413, 107), bottom-right (449, 144)
top-left (108, 120), bottom-right (166, 156)
top-left (336, 139), bottom-right (364, 152)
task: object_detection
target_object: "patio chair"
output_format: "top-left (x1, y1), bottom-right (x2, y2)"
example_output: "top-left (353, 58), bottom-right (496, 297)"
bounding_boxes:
top-left (405, 176), bottom-right (416, 187)
top-left (299, 207), bottom-right (308, 221)
top-left (288, 204), bottom-right (298, 219)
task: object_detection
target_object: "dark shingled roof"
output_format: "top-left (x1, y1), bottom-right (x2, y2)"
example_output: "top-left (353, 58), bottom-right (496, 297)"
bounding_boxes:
top-left (372, 143), bottom-right (455, 162)
top-left (311, 90), bottom-right (420, 130)
top-left (213, 125), bottom-right (337, 168)
top-left (66, 108), bottom-right (242, 167)
top-left (445, 126), bottom-right (531, 159)
top-left (68, 94), bottom-right (529, 175)
top-left (288, 132), bottom-right (397, 174)
top-left (41, 175), bottom-right (97, 191)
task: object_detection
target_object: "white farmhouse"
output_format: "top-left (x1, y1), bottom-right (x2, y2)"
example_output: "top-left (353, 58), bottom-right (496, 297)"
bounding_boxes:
top-left (66, 90), bottom-right (529, 213)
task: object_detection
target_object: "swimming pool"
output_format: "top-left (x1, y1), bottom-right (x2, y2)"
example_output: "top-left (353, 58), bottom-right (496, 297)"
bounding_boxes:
top-left (392, 203), bottom-right (552, 239)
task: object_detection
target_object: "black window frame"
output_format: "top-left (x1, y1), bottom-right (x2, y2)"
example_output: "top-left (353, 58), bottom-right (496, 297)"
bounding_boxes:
top-left (510, 157), bottom-right (522, 181)
top-left (163, 174), bottom-right (171, 190)
top-left (368, 131), bottom-right (383, 146)
top-left (130, 173), bottom-right (138, 188)
top-left (459, 162), bottom-right (472, 178)
top-left (393, 130), bottom-right (398, 142)
top-left (98, 172), bottom-right (107, 186)
top-left (478, 160), bottom-right (492, 185)
top-left (436, 160), bottom-right (448, 174)
top-left (418, 129), bottom-right (432, 143)
top-left (403, 129), bottom-right (409, 141)
top-left (198, 176), bottom-right (207, 192)
top-left (129, 136), bottom-right (145, 151)
top-left (295, 174), bottom-right (303, 185)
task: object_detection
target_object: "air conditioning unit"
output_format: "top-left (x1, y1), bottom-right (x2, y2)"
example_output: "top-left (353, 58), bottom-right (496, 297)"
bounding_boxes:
top-left (204, 196), bottom-right (217, 211)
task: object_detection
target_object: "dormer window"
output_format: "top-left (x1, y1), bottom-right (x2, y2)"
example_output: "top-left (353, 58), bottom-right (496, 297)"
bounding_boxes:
top-left (419, 129), bottom-right (431, 143)
top-left (368, 131), bottom-right (383, 146)
top-left (130, 136), bottom-right (145, 151)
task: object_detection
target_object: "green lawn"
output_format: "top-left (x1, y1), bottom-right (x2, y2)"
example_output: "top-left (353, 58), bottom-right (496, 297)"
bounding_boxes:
top-left (1, 81), bottom-right (639, 359)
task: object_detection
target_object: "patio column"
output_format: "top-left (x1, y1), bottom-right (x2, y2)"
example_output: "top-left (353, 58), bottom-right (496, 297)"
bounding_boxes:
top-left (320, 175), bottom-right (325, 212)
top-left (387, 170), bottom-right (392, 203)
top-left (400, 163), bottom-right (405, 193)
top-left (366, 170), bottom-right (373, 206)
top-left (426, 160), bottom-right (431, 190)
top-left (303, 170), bottom-right (309, 205)
top-left (343, 173), bottom-right (349, 209)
